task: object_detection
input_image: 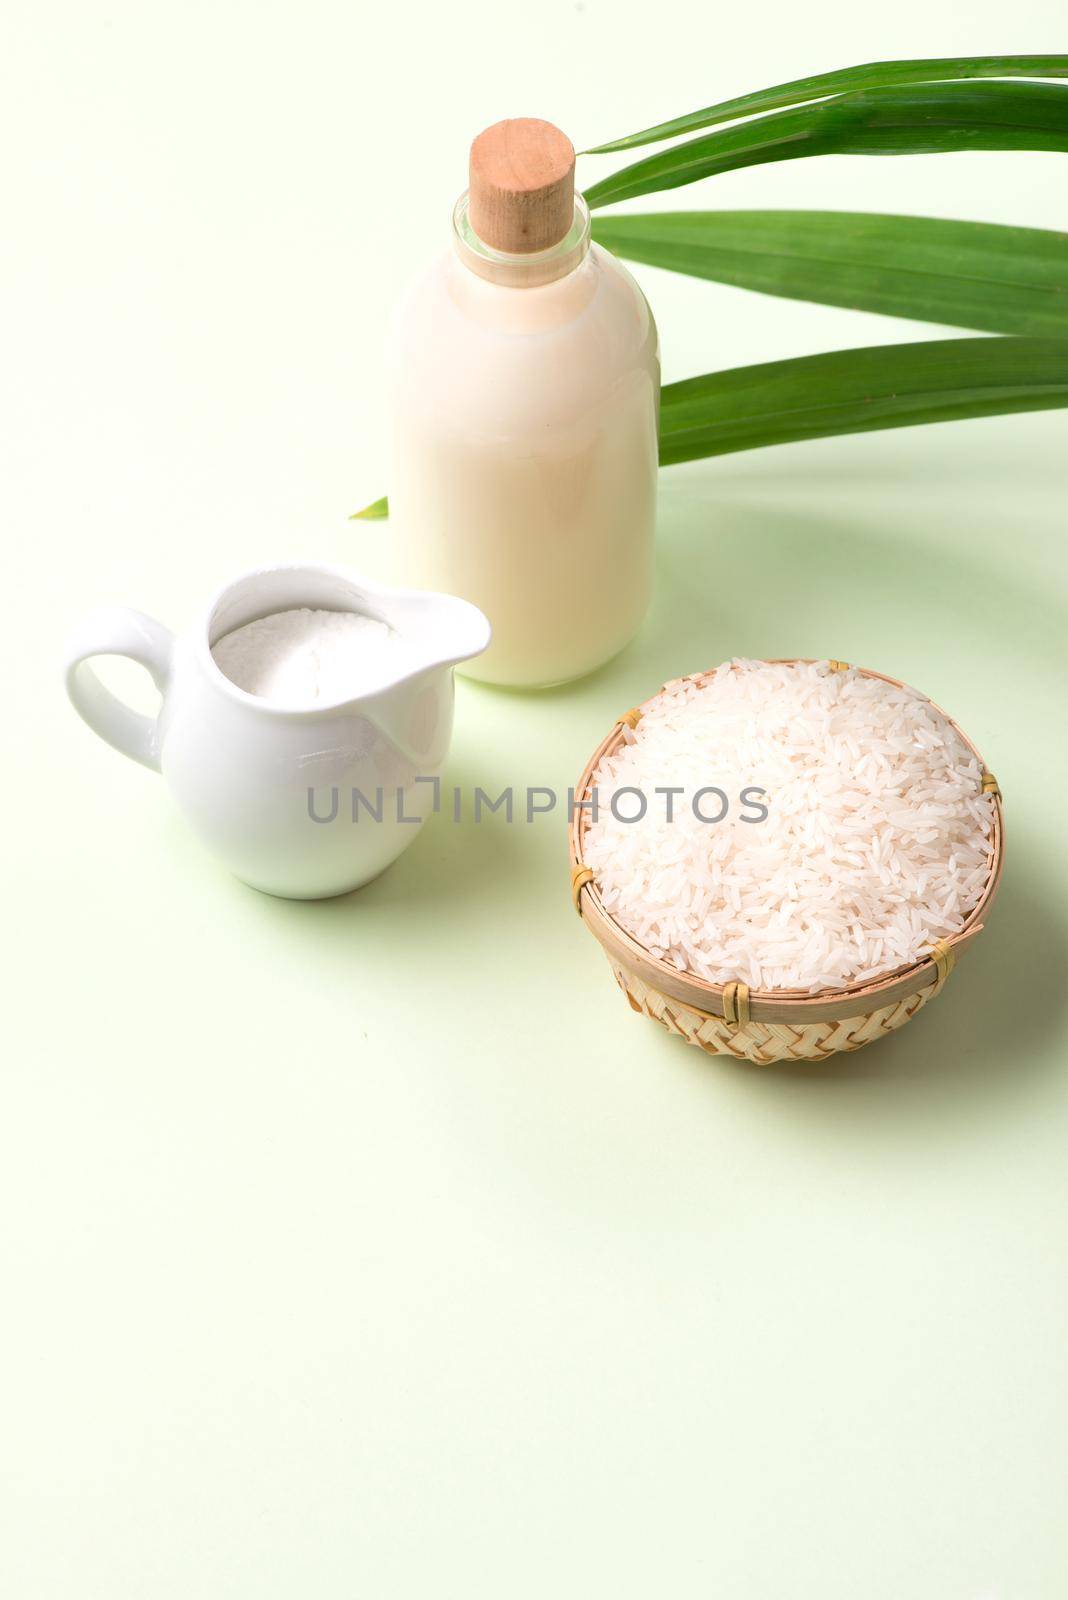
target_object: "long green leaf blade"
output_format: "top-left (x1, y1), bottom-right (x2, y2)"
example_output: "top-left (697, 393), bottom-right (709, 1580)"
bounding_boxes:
top-left (349, 495), bottom-right (390, 520)
top-left (584, 82), bottom-right (1068, 211)
top-left (591, 211), bottom-right (1068, 335)
top-left (658, 336), bottom-right (1068, 462)
top-left (585, 55), bottom-right (1068, 153)
top-left (352, 338), bottom-right (1068, 513)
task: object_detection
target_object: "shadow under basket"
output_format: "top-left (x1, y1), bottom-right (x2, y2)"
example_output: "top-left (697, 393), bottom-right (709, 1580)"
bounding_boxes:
top-left (568, 662), bottom-right (1005, 1066)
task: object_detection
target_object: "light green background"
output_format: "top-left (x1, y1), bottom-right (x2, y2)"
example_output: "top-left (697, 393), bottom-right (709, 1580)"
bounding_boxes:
top-left (4, 1), bottom-right (1067, 1596)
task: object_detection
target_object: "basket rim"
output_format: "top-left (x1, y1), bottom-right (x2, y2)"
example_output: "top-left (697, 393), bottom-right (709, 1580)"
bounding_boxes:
top-left (569, 659), bottom-right (1005, 1026)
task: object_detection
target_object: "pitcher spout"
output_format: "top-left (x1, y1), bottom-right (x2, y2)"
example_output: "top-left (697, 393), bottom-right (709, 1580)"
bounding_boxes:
top-left (409, 590), bottom-right (493, 673)
top-left (338, 577), bottom-right (490, 766)
top-left (355, 585), bottom-right (490, 770)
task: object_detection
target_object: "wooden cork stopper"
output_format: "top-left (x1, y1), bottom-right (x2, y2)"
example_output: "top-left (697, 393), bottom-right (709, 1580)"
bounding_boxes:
top-left (468, 119), bottom-right (576, 254)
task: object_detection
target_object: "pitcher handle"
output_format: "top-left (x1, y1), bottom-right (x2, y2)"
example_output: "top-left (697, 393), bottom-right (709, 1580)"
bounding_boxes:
top-left (63, 607), bottom-right (175, 772)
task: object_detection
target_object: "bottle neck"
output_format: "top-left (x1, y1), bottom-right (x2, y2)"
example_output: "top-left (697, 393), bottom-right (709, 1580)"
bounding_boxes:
top-left (452, 191), bottom-right (591, 287)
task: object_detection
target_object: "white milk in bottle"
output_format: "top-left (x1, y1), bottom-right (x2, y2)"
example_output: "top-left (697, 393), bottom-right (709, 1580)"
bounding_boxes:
top-left (387, 118), bottom-right (659, 687)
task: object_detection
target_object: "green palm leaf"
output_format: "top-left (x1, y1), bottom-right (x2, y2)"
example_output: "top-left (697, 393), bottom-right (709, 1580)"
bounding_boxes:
top-left (590, 211), bottom-right (1068, 335)
top-left (350, 337), bottom-right (1068, 515)
top-left (658, 336), bottom-right (1068, 462)
top-left (583, 82), bottom-right (1068, 210)
top-left (584, 54), bottom-right (1068, 153)
top-left (350, 496), bottom-right (389, 521)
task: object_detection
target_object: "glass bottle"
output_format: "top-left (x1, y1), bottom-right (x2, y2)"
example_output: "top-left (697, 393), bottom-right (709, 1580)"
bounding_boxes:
top-left (387, 119), bottom-right (659, 688)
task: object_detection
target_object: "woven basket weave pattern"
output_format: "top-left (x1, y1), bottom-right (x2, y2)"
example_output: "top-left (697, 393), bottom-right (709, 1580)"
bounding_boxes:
top-left (609, 959), bottom-right (951, 1065)
top-left (570, 662), bottom-right (1003, 1066)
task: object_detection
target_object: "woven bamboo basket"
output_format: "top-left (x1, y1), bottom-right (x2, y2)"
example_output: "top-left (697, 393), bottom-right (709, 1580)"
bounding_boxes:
top-left (569, 661), bottom-right (1004, 1065)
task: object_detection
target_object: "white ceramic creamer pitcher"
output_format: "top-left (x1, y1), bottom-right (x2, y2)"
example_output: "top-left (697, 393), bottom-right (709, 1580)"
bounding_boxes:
top-left (63, 563), bottom-right (491, 897)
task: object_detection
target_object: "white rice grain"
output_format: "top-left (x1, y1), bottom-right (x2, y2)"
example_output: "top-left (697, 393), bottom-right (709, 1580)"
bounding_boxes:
top-left (583, 660), bottom-right (995, 994)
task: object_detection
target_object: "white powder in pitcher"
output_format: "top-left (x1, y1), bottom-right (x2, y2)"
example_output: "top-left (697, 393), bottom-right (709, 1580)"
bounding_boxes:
top-left (212, 608), bottom-right (404, 705)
